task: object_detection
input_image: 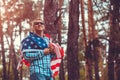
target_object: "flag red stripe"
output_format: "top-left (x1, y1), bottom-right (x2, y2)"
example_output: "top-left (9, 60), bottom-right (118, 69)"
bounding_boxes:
top-left (51, 63), bottom-right (61, 70)
top-left (53, 71), bottom-right (59, 77)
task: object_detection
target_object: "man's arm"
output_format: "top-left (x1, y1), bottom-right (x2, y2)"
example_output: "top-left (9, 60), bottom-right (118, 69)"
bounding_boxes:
top-left (23, 48), bottom-right (50, 61)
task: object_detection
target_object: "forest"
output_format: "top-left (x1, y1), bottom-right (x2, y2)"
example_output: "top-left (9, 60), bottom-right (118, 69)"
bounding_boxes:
top-left (0, 0), bottom-right (120, 80)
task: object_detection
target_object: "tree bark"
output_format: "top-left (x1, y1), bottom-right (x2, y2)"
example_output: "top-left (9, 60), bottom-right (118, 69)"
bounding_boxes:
top-left (44, 0), bottom-right (58, 42)
top-left (87, 0), bottom-right (100, 80)
top-left (44, 1), bottom-right (64, 80)
top-left (67, 0), bottom-right (80, 80)
top-left (86, 0), bottom-right (95, 79)
top-left (108, 0), bottom-right (120, 80)
top-left (0, 17), bottom-right (8, 80)
top-left (93, 39), bottom-right (100, 80)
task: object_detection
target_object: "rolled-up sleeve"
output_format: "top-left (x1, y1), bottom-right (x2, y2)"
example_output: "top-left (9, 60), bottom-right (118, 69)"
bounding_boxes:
top-left (22, 49), bottom-right (44, 61)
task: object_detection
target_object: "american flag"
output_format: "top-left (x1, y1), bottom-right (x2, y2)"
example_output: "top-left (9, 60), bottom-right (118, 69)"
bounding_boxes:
top-left (50, 43), bottom-right (64, 77)
top-left (17, 33), bottom-right (64, 78)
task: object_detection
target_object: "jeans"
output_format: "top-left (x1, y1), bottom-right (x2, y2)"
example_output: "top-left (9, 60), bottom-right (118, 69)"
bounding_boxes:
top-left (30, 73), bottom-right (53, 80)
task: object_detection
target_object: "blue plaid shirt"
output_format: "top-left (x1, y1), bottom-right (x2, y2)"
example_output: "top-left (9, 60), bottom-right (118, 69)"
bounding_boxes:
top-left (21, 32), bottom-right (53, 77)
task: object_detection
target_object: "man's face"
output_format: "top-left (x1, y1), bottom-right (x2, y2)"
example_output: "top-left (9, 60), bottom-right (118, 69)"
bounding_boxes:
top-left (33, 21), bottom-right (45, 31)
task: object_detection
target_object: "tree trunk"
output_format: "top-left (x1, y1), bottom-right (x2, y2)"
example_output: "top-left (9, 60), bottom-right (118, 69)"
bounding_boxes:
top-left (86, 0), bottom-right (95, 79)
top-left (88, 0), bottom-right (95, 40)
top-left (85, 42), bottom-right (93, 80)
top-left (93, 39), bottom-right (100, 80)
top-left (67, 0), bottom-right (80, 80)
top-left (0, 18), bottom-right (8, 80)
top-left (59, 60), bottom-right (65, 80)
top-left (44, 1), bottom-right (64, 80)
top-left (80, 0), bottom-right (89, 80)
top-left (19, 22), bottom-right (23, 80)
top-left (109, 0), bottom-right (120, 80)
top-left (44, 0), bottom-right (58, 42)
top-left (88, 0), bottom-right (100, 80)
top-left (12, 49), bottom-right (19, 80)
top-left (57, 10), bottom-right (65, 80)
top-left (80, 0), bottom-right (87, 48)
top-left (10, 35), bottom-right (19, 80)
top-left (8, 49), bottom-right (11, 80)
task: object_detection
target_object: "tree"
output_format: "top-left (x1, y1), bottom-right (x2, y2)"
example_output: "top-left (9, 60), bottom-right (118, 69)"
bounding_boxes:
top-left (85, 0), bottom-right (95, 79)
top-left (108, 0), bottom-right (120, 80)
top-left (1, 0), bottom-right (38, 79)
top-left (0, 13), bottom-right (8, 80)
top-left (67, 0), bottom-right (80, 80)
top-left (44, 0), bottom-right (62, 80)
top-left (44, 0), bottom-right (58, 42)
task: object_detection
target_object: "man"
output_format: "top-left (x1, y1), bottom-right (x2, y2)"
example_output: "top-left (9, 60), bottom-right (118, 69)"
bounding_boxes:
top-left (21, 19), bottom-right (55, 80)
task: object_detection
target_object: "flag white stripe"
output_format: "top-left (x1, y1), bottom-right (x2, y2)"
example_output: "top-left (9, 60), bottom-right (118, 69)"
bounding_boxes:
top-left (51, 43), bottom-right (61, 58)
top-left (51, 59), bottom-right (61, 65)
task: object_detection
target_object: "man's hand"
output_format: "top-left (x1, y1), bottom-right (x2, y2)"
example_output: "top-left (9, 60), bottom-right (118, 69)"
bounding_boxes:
top-left (44, 43), bottom-right (55, 55)
top-left (49, 43), bottom-right (55, 53)
top-left (44, 48), bottom-right (50, 55)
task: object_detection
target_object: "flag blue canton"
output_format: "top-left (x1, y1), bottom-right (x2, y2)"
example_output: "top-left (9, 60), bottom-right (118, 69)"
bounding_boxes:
top-left (22, 32), bottom-right (49, 50)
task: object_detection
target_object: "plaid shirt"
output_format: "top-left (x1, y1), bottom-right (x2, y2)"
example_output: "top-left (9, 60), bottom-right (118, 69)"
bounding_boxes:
top-left (21, 32), bottom-right (53, 77)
